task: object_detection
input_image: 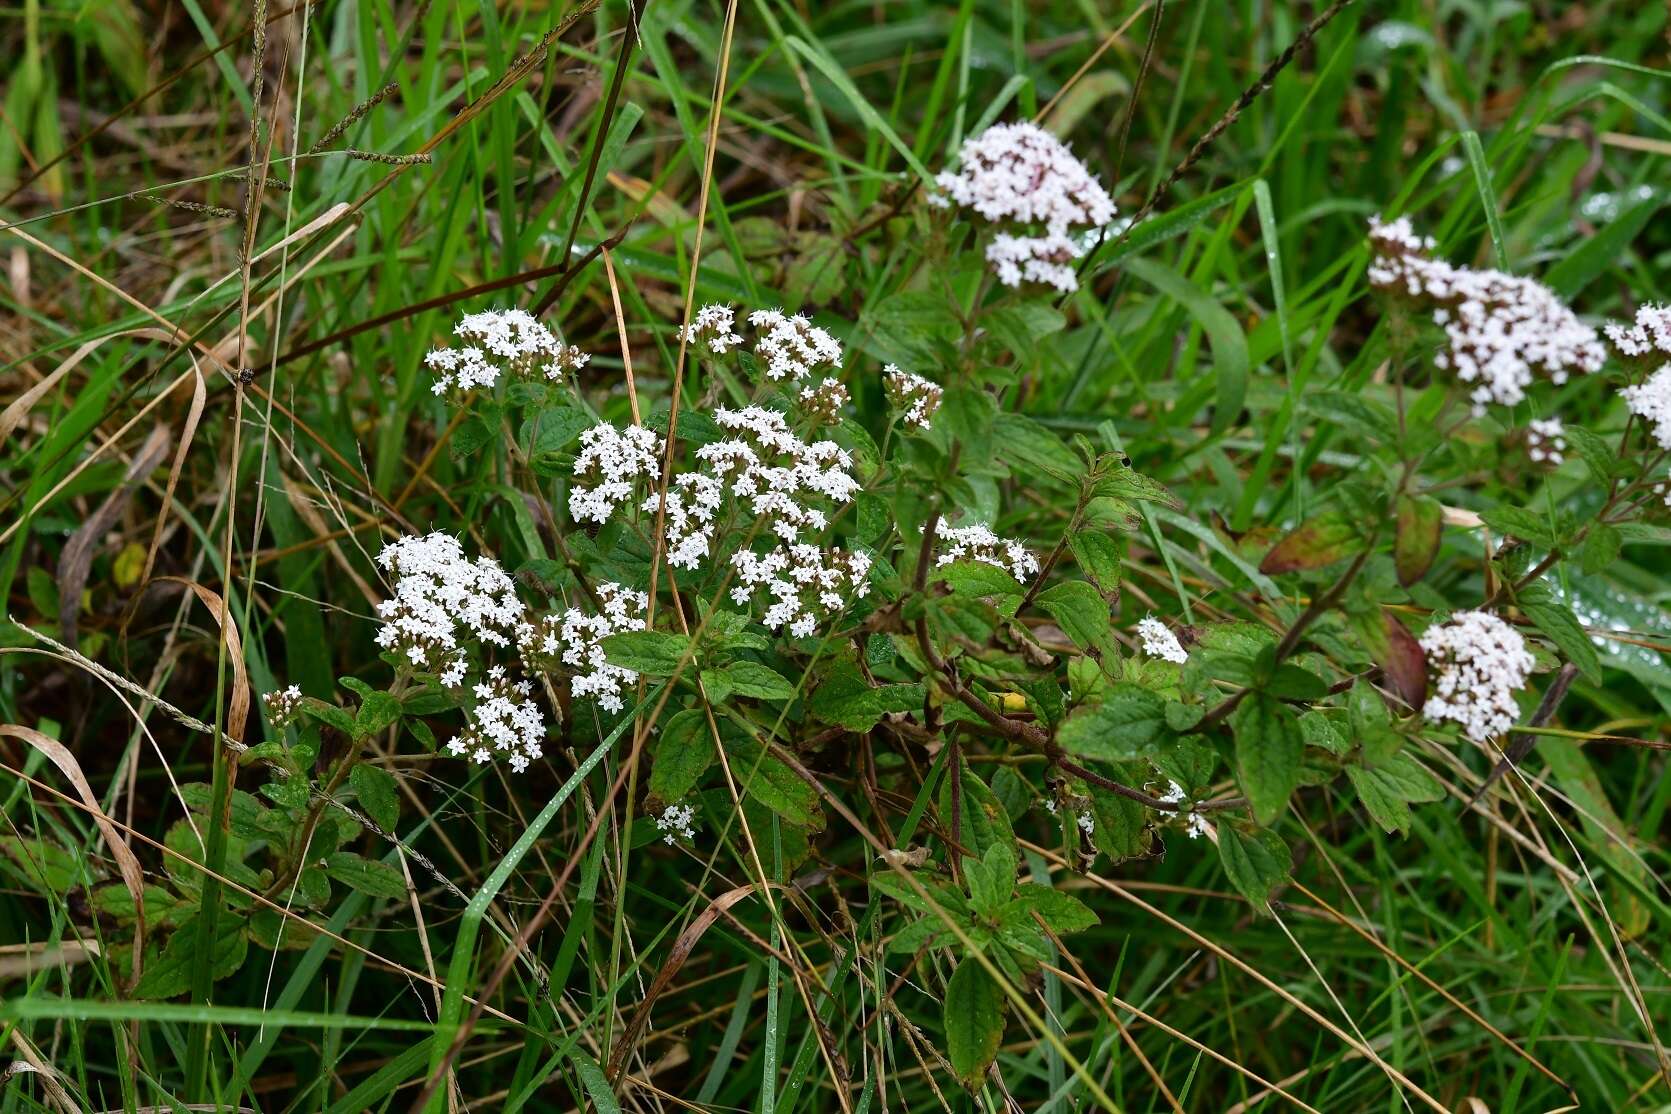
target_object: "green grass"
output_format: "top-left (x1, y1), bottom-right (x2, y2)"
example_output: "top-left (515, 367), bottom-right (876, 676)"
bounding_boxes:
top-left (2, 0), bottom-right (1670, 1110)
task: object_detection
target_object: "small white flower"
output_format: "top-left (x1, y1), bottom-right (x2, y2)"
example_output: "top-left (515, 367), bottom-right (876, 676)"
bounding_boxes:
top-left (1603, 303), bottom-right (1671, 359)
top-left (425, 308), bottom-right (587, 395)
top-left (1621, 365), bottom-right (1671, 454)
top-left (1419, 610), bottom-right (1534, 744)
top-left (1136, 616), bottom-right (1187, 664)
top-left (1525, 417), bottom-right (1567, 465)
top-left (747, 309), bottom-right (843, 382)
top-left (883, 366), bottom-right (942, 430)
top-left (1366, 216), bottom-right (1605, 412)
top-left (263, 684), bottom-right (304, 729)
top-left (375, 533), bottom-right (527, 678)
top-left (450, 668), bottom-right (545, 773)
top-left (569, 422), bottom-right (664, 525)
top-left (1158, 780), bottom-right (1210, 839)
top-left (681, 304), bottom-right (745, 354)
top-left (520, 582), bottom-right (650, 714)
top-left (935, 523), bottom-right (1039, 581)
top-left (655, 802), bottom-right (698, 845)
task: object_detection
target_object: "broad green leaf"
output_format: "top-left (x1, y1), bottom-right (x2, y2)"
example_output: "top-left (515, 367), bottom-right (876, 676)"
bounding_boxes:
top-left (649, 709), bottom-right (715, 802)
top-left (701, 660), bottom-right (794, 703)
top-left (322, 853), bottom-right (407, 900)
top-left (1518, 581), bottom-right (1602, 685)
top-left (938, 758), bottom-right (1017, 865)
top-left (601, 631), bottom-right (691, 676)
top-left (1395, 493), bottom-right (1442, 586)
top-left (1056, 683), bottom-right (1167, 761)
top-left (1260, 512), bottom-right (1362, 574)
top-left (807, 661), bottom-right (923, 731)
top-left (944, 958), bottom-right (1006, 1087)
top-left (1231, 694), bottom-right (1304, 824)
top-left (355, 691), bottom-right (401, 738)
top-left (1068, 531), bottom-right (1123, 595)
top-left (1347, 752), bottom-right (1443, 834)
top-left (937, 558), bottom-right (1024, 599)
top-left (1084, 779), bottom-right (1154, 862)
top-left (1036, 580), bottom-right (1112, 654)
top-left (349, 764), bottom-right (400, 834)
top-left (1216, 825), bottom-right (1292, 909)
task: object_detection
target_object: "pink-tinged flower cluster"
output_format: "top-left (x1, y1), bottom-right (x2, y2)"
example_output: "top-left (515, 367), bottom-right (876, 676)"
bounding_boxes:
top-left (932, 122), bottom-right (1116, 292)
top-left (1419, 610), bottom-right (1534, 743)
top-left (1367, 216), bottom-right (1605, 412)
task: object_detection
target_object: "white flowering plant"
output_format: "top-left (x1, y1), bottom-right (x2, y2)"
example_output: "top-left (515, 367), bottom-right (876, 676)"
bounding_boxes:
top-left (8, 6), bottom-right (1671, 1110)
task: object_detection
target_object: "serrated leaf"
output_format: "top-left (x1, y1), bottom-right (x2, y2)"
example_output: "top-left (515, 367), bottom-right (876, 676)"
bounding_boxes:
top-left (702, 661), bottom-right (794, 703)
top-left (601, 630), bottom-right (691, 676)
top-left (1518, 581), bottom-right (1602, 685)
top-left (1084, 778), bottom-right (1154, 862)
top-left (1347, 752), bottom-right (1444, 834)
top-left (1216, 825), bottom-right (1292, 909)
top-left (1479, 507), bottom-right (1560, 547)
top-left (807, 661), bottom-right (923, 731)
top-left (1068, 531), bottom-right (1122, 595)
top-left (449, 415), bottom-right (494, 462)
top-left (992, 413), bottom-right (1080, 481)
top-left (1056, 683), bottom-right (1167, 761)
top-left (1260, 512), bottom-right (1361, 574)
top-left (723, 732), bottom-right (823, 829)
top-left (1395, 493), bottom-right (1442, 586)
top-left (1231, 694), bottom-right (1303, 824)
top-left (323, 852), bottom-right (408, 900)
top-left (349, 764), bottom-right (400, 833)
top-left (355, 691), bottom-right (401, 738)
top-left (944, 958), bottom-right (1006, 1087)
top-left (938, 758), bottom-right (1017, 865)
top-left (1036, 580), bottom-right (1112, 654)
top-left (133, 915), bottom-right (248, 999)
top-left (650, 709), bottom-right (715, 802)
top-left (937, 558), bottom-right (1024, 598)
top-left (300, 698), bottom-right (356, 736)
top-left (1005, 885), bottom-right (1099, 934)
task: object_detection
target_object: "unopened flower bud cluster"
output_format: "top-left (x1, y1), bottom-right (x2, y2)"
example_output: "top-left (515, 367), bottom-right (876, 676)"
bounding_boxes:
top-left (884, 365), bottom-right (943, 430)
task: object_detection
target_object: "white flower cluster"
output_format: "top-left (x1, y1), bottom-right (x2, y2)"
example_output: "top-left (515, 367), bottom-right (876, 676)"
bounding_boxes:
top-left (655, 802), bottom-right (698, 845)
top-left (747, 309), bottom-right (844, 382)
top-left (732, 544), bottom-right (872, 638)
top-left (935, 523), bottom-right (1040, 581)
top-left (797, 378), bottom-right (849, 426)
top-left (569, 422), bottom-right (664, 525)
top-left (425, 308), bottom-right (588, 395)
top-left (1525, 417), bottom-right (1567, 465)
top-left (1603, 303), bottom-right (1671, 359)
top-left (1621, 366), bottom-right (1671, 455)
top-left (1366, 216), bottom-right (1605, 412)
top-left (1419, 610), bottom-right (1534, 744)
top-left (519, 582), bottom-right (649, 714)
top-left (1044, 796), bottom-right (1096, 836)
top-left (375, 533), bottom-right (526, 686)
top-left (932, 121), bottom-right (1116, 292)
top-left (1159, 781), bottom-right (1212, 839)
top-left (263, 684), bottom-right (304, 730)
top-left (1135, 616), bottom-right (1188, 664)
top-left (447, 667), bottom-right (545, 771)
top-left (883, 365), bottom-right (943, 430)
top-left (680, 304), bottom-right (744, 355)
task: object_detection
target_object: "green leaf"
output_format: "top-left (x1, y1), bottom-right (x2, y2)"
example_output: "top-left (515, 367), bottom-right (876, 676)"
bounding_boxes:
top-left (1068, 531), bottom-right (1123, 595)
top-left (300, 698), bottom-right (356, 736)
top-left (1518, 582), bottom-right (1602, 685)
top-left (1057, 683), bottom-right (1167, 761)
top-left (1216, 825), bottom-right (1292, 909)
top-left (522, 406), bottom-right (594, 463)
top-left (985, 302), bottom-right (1066, 354)
top-left (807, 661), bottom-right (923, 731)
top-left (1563, 424), bottom-right (1623, 486)
top-left (1395, 493), bottom-right (1443, 587)
top-left (133, 916), bottom-right (248, 999)
top-left (449, 415), bottom-right (494, 463)
top-left (355, 691), bottom-right (401, 739)
top-left (992, 413), bottom-right (1080, 481)
top-left (1084, 779), bottom-right (1154, 862)
top-left (937, 558), bottom-right (1024, 599)
top-left (1123, 255), bottom-right (1250, 435)
top-left (349, 764), bottom-right (400, 834)
top-left (1090, 466), bottom-right (1181, 509)
top-left (1231, 694), bottom-right (1304, 824)
top-left (649, 709), bottom-right (715, 802)
top-left (1578, 524), bottom-right (1622, 576)
top-left (938, 759), bottom-right (1017, 865)
top-left (944, 958), bottom-right (1006, 1088)
top-left (1260, 512), bottom-right (1362, 575)
top-left (601, 631), bottom-right (691, 676)
top-left (1036, 580), bottom-right (1111, 654)
top-left (701, 661), bottom-right (794, 703)
top-left (722, 732), bottom-right (823, 829)
top-left (322, 853), bottom-right (407, 900)
top-left (1347, 752), bottom-right (1444, 834)
top-left (1005, 885), bottom-right (1099, 934)
top-left (964, 843), bottom-right (1015, 915)
top-left (1479, 507), bottom-right (1560, 547)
